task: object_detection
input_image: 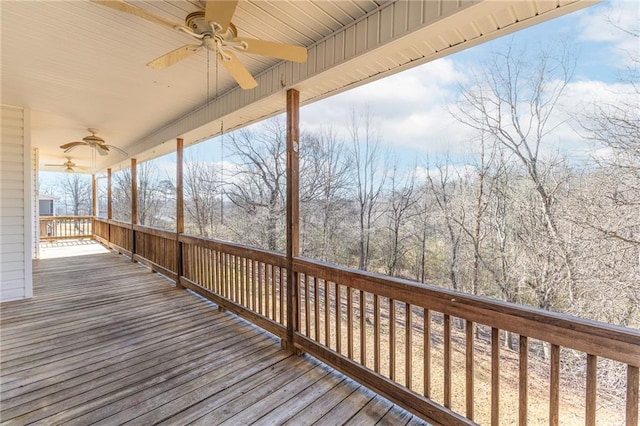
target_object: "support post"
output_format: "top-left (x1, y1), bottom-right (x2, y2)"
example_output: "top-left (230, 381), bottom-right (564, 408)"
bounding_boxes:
top-left (91, 174), bottom-right (97, 239)
top-left (107, 168), bottom-right (112, 245)
top-left (285, 88), bottom-right (300, 352)
top-left (131, 158), bottom-right (137, 262)
top-left (176, 138), bottom-right (184, 289)
top-left (91, 174), bottom-right (97, 217)
top-left (107, 168), bottom-right (112, 220)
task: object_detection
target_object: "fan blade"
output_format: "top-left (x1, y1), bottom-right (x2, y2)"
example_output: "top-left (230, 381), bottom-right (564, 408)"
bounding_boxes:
top-left (234, 37), bottom-right (308, 63)
top-left (92, 0), bottom-right (181, 31)
top-left (60, 141), bottom-right (86, 149)
top-left (44, 164), bottom-right (64, 167)
top-left (220, 51), bottom-right (257, 90)
top-left (147, 44), bottom-right (202, 69)
top-left (106, 145), bottom-right (129, 156)
top-left (205, 0), bottom-right (238, 33)
top-left (96, 145), bottom-right (109, 156)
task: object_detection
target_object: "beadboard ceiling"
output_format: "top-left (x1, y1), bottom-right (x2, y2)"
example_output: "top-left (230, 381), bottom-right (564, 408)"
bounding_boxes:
top-left (0, 0), bottom-right (596, 173)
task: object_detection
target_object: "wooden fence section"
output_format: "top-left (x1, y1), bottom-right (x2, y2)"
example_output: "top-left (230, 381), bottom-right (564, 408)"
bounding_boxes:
top-left (179, 234), bottom-right (288, 341)
top-left (39, 216), bottom-right (92, 240)
top-left (293, 257), bottom-right (640, 426)
top-left (133, 224), bottom-right (177, 280)
top-left (93, 219), bottom-right (640, 426)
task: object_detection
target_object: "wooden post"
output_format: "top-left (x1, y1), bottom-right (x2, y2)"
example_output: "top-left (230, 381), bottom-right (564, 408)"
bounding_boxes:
top-left (91, 174), bottom-right (97, 217)
top-left (131, 158), bottom-right (137, 262)
top-left (176, 138), bottom-right (184, 289)
top-left (91, 174), bottom-right (97, 240)
top-left (285, 88), bottom-right (300, 352)
top-left (107, 168), bottom-right (112, 245)
top-left (107, 168), bottom-right (112, 220)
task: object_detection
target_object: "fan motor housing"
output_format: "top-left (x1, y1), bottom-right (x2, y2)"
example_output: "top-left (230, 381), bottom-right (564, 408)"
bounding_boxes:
top-left (186, 11), bottom-right (210, 35)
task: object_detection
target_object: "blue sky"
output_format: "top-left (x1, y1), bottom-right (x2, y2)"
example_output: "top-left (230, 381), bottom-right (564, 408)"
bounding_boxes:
top-left (180, 0), bottom-right (638, 170)
top-left (302, 0), bottom-right (638, 162)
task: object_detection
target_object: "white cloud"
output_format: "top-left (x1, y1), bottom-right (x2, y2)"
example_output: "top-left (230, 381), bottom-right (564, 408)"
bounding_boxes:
top-left (300, 58), bottom-right (474, 159)
top-left (578, 0), bottom-right (639, 66)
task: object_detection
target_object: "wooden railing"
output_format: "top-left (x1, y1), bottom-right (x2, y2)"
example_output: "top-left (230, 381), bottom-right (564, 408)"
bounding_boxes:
top-left (93, 218), bottom-right (640, 425)
top-left (180, 234), bottom-right (288, 341)
top-left (39, 216), bottom-right (93, 240)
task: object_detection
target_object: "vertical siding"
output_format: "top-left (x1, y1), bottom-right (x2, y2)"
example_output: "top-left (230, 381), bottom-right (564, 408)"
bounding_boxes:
top-left (1, 105), bottom-right (32, 301)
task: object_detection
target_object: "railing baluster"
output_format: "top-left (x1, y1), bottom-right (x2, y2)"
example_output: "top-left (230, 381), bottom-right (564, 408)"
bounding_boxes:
top-left (347, 287), bottom-right (353, 360)
top-left (336, 282), bottom-right (342, 354)
top-left (314, 276), bottom-right (320, 341)
top-left (324, 279), bottom-right (330, 348)
top-left (360, 290), bottom-right (366, 366)
top-left (251, 259), bottom-right (257, 311)
top-left (280, 267), bottom-right (285, 325)
top-left (444, 314), bottom-right (451, 408)
top-left (213, 250), bottom-right (219, 294)
top-left (406, 303), bottom-right (413, 389)
top-left (305, 274), bottom-right (310, 336)
top-left (586, 354), bottom-right (596, 426)
top-left (550, 344), bottom-right (560, 426)
top-left (245, 258), bottom-right (250, 307)
top-left (272, 264), bottom-right (277, 321)
top-left (258, 262), bottom-right (264, 315)
top-left (424, 308), bottom-right (431, 398)
top-left (466, 319), bottom-right (474, 420)
top-left (237, 256), bottom-right (243, 305)
top-left (236, 255), bottom-right (241, 303)
top-left (627, 365), bottom-right (639, 426)
top-left (492, 327), bottom-right (500, 426)
top-left (519, 335), bottom-right (528, 426)
top-left (267, 262), bottom-right (271, 317)
top-left (374, 294), bottom-right (380, 373)
top-left (390, 298), bottom-right (396, 381)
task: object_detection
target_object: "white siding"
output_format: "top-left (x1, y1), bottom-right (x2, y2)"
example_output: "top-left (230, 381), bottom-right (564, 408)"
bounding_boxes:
top-left (1, 105), bottom-right (32, 301)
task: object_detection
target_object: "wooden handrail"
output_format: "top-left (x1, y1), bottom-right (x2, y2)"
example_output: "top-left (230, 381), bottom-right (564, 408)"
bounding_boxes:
top-left (294, 257), bottom-right (639, 366)
top-left (39, 216), bottom-right (93, 240)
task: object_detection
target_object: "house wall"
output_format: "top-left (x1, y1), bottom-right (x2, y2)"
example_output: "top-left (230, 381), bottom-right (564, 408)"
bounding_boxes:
top-left (1, 105), bottom-right (33, 301)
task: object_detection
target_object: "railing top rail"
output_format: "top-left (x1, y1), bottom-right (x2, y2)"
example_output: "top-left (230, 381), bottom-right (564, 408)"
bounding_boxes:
top-left (39, 215), bottom-right (93, 220)
top-left (132, 223), bottom-right (176, 239)
top-left (294, 256), bottom-right (640, 366)
top-left (180, 234), bottom-right (287, 267)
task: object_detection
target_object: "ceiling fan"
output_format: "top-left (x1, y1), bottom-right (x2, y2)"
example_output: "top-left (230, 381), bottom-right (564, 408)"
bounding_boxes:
top-left (60, 128), bottom-right (127, 157)
top-left (92, 0), bottom-right (308, 89)
top-left (44, 158), bottom-right (89, 173)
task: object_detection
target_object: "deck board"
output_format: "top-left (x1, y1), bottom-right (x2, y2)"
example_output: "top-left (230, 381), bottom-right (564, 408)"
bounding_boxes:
top-left (0, 243), bottom-right (429, 425)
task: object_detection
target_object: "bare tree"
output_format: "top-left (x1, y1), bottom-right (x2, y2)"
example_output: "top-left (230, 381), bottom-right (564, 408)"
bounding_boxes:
top-left (455, 42), bottom-right (578, 303)
top-left (424, 158), bottom-right (464, 291)
top-left (225, 119), bottom-right (286, 251)
top-left (59, 173), bottom-right (91, 216)
top-left (112, 168), bottom-right (131, 222)
top-left (136, 161), bottom-right (164, 227)
top-left (299, 126), bottom-right (352, 262)
top-left (349, 108), bottom-right (386, 271)
top-left (383, 162), bottom-right (418, 277)
top-left (410, 185), bottom-right (437, 283)
top-left (184, 157), bottom-right (221, 237)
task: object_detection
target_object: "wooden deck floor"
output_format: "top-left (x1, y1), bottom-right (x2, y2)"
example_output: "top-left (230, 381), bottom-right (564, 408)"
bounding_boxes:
top-left (1, 243), bottom-right (428, 425)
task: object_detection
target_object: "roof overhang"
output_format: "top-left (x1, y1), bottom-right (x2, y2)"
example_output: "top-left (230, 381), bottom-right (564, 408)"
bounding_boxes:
top-left (0, 0), bottom-right (598, 173)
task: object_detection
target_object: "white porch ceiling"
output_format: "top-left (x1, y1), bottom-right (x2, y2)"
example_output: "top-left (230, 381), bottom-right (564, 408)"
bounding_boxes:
top-left (0, 0), bottom-right (596, 173)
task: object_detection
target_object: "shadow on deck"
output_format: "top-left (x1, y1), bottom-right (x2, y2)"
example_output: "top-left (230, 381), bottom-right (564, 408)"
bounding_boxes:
top-left (0, 243), bottom-right (428, 425)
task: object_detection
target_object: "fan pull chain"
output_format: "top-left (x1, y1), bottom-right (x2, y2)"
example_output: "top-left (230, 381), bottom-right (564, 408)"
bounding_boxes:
top-left (220, 120), bottom-right (224, 225)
